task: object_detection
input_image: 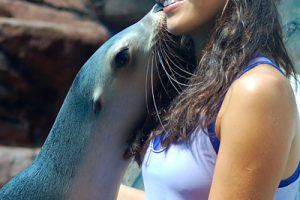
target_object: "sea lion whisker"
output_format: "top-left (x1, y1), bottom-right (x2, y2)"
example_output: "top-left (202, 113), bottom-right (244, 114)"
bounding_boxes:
top-left (161, 29), bottom-right (178, 45)
top-left (151, 56), bottom-right (167, 133)
top-left (161, 36), bottom-right (178, 45)
top-left (163, 59), bottom-right (190, 84)
top-left (157, 50), bottom-right (181, 93)
top-left (154, 49), bottom-right (172, 98)
top-left (157, 50), bottom-right (181, 90)
top-left (145, 52), bottom-right (153, 113)
top-left (160, 45), bottom-right (192, 80)
top-left (165, 59), bottom-right (190, 81)
top-left (161, 48), bottom-right (199, 88)
top-left (159, 48), bottom-right (185, 90)
top-left (158, 50), bottom-right (193, 88)
top-left (163, 44), bottom-right (196, 76)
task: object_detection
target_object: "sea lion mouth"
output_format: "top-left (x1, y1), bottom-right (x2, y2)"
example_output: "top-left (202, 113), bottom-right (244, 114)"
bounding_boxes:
top-left (153, 3), bottom-right (164, 13)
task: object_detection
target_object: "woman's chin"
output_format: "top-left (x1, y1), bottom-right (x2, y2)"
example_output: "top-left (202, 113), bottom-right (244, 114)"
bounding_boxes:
top-left (166, 19), bottom-right (194, 36)
top-left (166, 24), bottom-right (184, 36)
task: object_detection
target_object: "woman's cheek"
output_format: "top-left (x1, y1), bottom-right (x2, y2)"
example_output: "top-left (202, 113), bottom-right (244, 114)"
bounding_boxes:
top-left (166, 12), bottom-right (206, 35)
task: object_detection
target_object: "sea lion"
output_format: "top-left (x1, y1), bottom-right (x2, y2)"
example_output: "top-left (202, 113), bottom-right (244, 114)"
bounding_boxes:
top-left (0, 4), bottom-right (167, 200)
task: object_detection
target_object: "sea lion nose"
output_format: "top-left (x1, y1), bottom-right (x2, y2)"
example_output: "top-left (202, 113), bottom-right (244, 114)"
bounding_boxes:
top-left (152, 3), bottom-right (164, 13)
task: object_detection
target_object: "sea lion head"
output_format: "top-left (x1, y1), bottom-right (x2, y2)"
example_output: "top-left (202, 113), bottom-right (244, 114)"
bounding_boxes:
top-left (67, 4), bottom-right (167, 147)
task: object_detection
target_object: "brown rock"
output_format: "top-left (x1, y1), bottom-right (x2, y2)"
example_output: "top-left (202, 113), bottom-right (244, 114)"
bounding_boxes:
top-left (0, 116), bottom-right (30, 146)
top-left (86, 0), bottom-right (155, 31)
top-left (0, 17), bottom-right (108, 145)
top-left (0, 146), bottom-right (39, 186)
top-left (0, 150), bottom-right (11, 186)
top-left (0, 0), bottom-right (83, 23)
top-left (0, 51), bottom-right (30, 103)
top-left (43, 0), bottom-right (88, 13)
top-left (0, 50), bottom-right (32, 145)
top-left (0, 17), bottom-right (108, 95)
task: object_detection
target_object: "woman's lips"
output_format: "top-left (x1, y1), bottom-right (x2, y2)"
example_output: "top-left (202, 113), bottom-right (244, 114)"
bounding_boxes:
top-left (163, 0), bottom-right (185, 13)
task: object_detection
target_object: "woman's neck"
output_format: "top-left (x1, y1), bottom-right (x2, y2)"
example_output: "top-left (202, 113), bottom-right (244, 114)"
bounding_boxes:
top-left (188, 22), bottom-right (215, 61)
top-left (191, 34), bottom-right (208, 61)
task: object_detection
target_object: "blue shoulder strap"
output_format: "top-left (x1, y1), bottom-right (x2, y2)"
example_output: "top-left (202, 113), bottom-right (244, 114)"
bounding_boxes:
top-left (278, 161), bottom-right (300, 188)
top-left (208, 123), bottom-right (220, 154)
top-left (237, 55), bottom-right (286, 78)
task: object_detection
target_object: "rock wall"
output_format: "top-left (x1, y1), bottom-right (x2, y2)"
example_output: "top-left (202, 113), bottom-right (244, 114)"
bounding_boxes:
top-left (0, 146), bottom-right (39, 187)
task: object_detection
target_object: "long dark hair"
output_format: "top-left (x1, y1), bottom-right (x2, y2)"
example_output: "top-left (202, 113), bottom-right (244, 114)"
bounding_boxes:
top-left (161, 0), bottom-right (297, 145)
top-left (127, 0), bottom-right (297, 164)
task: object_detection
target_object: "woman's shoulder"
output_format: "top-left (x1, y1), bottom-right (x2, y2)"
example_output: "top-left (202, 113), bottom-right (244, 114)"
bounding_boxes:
top-left (215, 63), bottom-right (297, 139)
top-left (233, 63), bottom-right (291, 95)
top-left (222, 63), bottom-right (294, 114)
top-left (209, 63), bottom-right (299, 200)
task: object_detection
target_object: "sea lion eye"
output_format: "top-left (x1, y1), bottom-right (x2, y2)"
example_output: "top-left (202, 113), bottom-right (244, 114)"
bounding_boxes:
top-left (114, 47), bottom-right (130, 69)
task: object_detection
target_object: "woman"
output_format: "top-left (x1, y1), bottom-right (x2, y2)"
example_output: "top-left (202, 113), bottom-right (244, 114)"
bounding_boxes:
top-left (118, 0), bottom-right (300, 199)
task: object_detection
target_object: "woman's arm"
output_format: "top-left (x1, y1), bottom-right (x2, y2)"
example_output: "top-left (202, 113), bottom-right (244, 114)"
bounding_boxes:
top-left (208, 64), bottom-right (298, 200)
top-left (117, 184), bottom-right (145, 200)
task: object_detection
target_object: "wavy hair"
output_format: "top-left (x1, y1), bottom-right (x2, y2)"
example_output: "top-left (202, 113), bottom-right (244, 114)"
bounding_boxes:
top-left (160, 0), bottom-right (297, 145)
top-left (127, 0), bottom-right (297, 164)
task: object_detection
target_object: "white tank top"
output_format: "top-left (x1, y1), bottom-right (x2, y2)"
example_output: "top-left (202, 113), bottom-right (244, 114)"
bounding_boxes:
top-left (142, 130), bottom-right (300, 200)
top-left (142, 56), bottom-right (300, 200)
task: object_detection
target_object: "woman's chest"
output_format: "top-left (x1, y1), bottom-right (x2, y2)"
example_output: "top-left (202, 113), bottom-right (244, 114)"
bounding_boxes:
top-left (142, 132), bottom-right (217, 199)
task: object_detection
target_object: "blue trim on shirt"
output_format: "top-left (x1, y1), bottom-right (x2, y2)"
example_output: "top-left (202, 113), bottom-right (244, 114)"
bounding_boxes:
top-left (278, 162), bottom-right (300, 188)
top-left (237, 60), bottom-right (285, 78)
top-left (152, 136), bottom-right (161, 151)
top-left (151, 131), bottom-right (170, 153)
top-left (208, 123), bottom-right (220, 154)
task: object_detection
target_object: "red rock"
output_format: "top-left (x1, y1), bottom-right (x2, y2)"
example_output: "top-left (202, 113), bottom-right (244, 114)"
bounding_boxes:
top-left (0, 0), bottom-right (80, 23)
top-left (0, 146), bottom-right (39, 186)
top-left (0, 151), bottom-right (11, 186)
top-left (0, 118), bottom-right (30, 146)
top-left (0, 17), bottom-right (108, 95)
top-left (86, 0), bottom-right (154, 31)
top-left (0, 51), bottom-right (33, 145)
top-left (0, 17), bottom-right (108, 146)
top-left (44, 0), bottom-right (88, 13)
